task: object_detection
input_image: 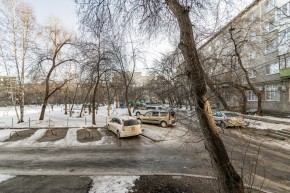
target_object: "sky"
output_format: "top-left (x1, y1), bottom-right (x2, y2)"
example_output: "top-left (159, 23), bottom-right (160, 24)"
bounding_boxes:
top-left (1, 0), bottom-right (254, 76)
top-left (22, 0), bottom-right (78, 31)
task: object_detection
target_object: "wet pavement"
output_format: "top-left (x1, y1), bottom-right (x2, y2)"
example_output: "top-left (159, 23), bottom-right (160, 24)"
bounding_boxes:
top-left (0, 121), bottom-right (289, 192)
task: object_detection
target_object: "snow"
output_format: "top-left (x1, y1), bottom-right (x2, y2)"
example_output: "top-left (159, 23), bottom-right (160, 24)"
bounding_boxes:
top-left (246, 119), bottom-right (290, 131)
top-left (0, 105), bottom-right (129, 147)
top-left (0, 174), bottom-right (15, 183)
top-left (89, 176), bottom-right (139, 193)
top-left (254, 115), bottom-right (290, 123)
top-left (0, 105), bottom-right (130, 128)
top-left (1, 105), bottom-right (290, 192)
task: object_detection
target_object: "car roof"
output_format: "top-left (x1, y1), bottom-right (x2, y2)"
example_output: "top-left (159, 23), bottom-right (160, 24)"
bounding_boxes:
top-left (110, 116), bottom-right (136, 120)
top-left (146, 110), bottom-right (170, 113)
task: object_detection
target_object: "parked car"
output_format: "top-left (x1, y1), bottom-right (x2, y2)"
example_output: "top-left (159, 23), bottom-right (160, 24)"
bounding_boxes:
top-left (137, 110), bottom-right (176, 127)
top-left (135, 106), bottom-right (163, 116)
top-left (107, 116), bottom-right (142, 138)
top-left (213, 111), bottom-right (246, 129)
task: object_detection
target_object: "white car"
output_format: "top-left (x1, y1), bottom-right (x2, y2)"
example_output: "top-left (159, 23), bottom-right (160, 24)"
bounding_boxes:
top-left (107, 116), bottom-right (142, 138)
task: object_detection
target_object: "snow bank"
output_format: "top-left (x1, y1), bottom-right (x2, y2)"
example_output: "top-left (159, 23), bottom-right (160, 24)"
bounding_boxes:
top-left (89, 176), bottom-right (139, 193)
top-left (246, 119), bottom-right (290, 131)
top-left (0, 174), bottom-right (15, 183)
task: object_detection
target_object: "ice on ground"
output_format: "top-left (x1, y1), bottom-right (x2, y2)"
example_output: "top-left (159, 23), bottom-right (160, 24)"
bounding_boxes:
top-left (246, 119), bottom-right (290, 131)
top-left (0, 174), bottom-right (15, 183)
top-left (89, 176), bottom-right (139, 193)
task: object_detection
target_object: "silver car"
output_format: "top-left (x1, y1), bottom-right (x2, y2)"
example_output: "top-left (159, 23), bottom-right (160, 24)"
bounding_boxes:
top-left (137, 110), bottom-right (176, 127)
top-left (135, 106), bottom-right (163, 116)
top-left (213, 111), bottom-right (246, 129)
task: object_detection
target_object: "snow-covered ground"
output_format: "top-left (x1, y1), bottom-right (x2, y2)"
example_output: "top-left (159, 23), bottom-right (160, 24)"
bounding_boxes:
top-left (1, 105), bottom-right (290, 148)
top-left (0, 105), bottom-right (129, 128)
top-left (246, 119), bottom-right (290, 131)
top-left (89, 176), bottom-right (139, 193)
top-left (1, 105), bottom-right (290, 192)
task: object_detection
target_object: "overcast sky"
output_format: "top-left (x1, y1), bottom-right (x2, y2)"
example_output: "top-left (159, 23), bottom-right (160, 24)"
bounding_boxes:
top-left (22, 0), bottom-right (78, 30)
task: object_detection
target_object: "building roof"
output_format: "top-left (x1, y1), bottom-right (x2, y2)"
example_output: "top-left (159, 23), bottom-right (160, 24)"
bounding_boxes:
top-left (199, 0), bottom-right (262, 50)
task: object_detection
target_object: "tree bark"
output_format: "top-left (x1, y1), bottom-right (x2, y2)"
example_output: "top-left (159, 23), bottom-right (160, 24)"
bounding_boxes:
top-left (91, 81), bottom-right (99, 125)
top-left (167, 1), bottom-right (244, 192)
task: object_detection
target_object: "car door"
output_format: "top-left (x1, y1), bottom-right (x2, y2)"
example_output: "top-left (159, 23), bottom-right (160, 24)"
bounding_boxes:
top-left (109, 118), bottom-right (118, 133)
top-left (114, 118), bottom-right (122, 133)
top-left (142, 111), bottom-right (152, 123)
top-left (151, 111), bottom-right (160, 124)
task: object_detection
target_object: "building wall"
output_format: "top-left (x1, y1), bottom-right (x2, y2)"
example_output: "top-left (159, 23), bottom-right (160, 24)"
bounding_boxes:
top-left (201, 0), bottom-right (290, 114)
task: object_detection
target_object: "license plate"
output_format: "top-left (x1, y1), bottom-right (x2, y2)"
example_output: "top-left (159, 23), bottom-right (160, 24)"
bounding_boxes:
top-left (131, 127), bottom-right (135, 131)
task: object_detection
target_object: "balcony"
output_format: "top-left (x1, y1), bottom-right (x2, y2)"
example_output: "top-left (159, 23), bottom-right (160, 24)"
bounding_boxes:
top-left (280, 68), bottom-right (290, 78)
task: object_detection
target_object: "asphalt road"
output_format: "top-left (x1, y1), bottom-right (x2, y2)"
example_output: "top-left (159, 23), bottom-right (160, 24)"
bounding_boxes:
top-left (0, 119), bottom-right (290, 192)
top-left (0, 125), bottom-right (211, 176)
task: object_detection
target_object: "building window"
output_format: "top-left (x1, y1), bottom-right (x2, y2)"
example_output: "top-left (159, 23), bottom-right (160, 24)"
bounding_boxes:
top-left (249, 51), bottom-right (256, 59)
top-left (265, 39), bottom-right (277, 54)
top-left (248, 69), bottom-right (257, 78)
top-left (264, 0), bottom-right (276, 13)
top-left (276, 3), bottom-right (289, 20)
top-left (264, 17), bottom-right (275, 33)
top-left (250, 31), bottom-right (256, 41)
top-left (279, 28), bottom-right (290, 44)
top-left (247, 90), bottom-right (258, 101)
top-left (265, 63), bottom-right (279, 75)
top-left (265, 84), bottom-right (280, 101)
top-left (208, 45), bottom-right (212, 52)
top-left (224, 92), bottom-right (230, 101)
top-left (249, 12), bottom-right (256, 21)
top-left (279, 56), bottom-right (290, 69)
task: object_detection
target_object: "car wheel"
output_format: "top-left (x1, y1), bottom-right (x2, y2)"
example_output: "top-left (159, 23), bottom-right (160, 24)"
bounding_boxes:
top-left (117, 130), bottom-right (121, 139)
top-left (161, 121), bottom-right (167, 128)
top-left (221, 122), bottom-right (226, 130)
top-left (137, 118), bottom-right (142, 124)
top-left (136, 112), bottom-right (141, 116)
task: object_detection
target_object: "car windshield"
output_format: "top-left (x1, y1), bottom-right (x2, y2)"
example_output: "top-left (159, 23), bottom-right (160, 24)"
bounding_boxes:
top-left (160, 112), bottom-right (168, 117)
top-left (123, 119), bottom-right (139, 126)
top-left (224, 112), bottom-right (239, 117)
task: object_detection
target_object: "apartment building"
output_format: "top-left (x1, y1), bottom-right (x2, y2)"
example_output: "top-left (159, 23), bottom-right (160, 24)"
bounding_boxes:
top-left (200, 0), bottom-right (290, 114)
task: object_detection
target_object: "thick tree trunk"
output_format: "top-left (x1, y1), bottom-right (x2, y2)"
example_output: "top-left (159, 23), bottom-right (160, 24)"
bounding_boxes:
top-left (91, 81), bottom-right (99, 125)
top-left (39, 77), bottom-right (50, 120)
top-left (19, 88), bottom-right (25, 123)
top-left (125, 89), bottom-right (132, 116)
top-left (256, 93), bottom-right (262, 115)
top-left (235, 87), bottom-right (247, 114)
top-left (39, 97), bottom-right (48, 120)
top-left (79, 85), bottom-right (93, 117)
top-left (167, 1), bottom-right (244, 192)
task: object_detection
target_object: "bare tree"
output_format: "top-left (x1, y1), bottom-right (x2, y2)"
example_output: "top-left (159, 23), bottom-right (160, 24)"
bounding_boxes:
top-left (110, 36), bottom-right (142, 116)
top-left (76, 0), bottom-right (245, 192)
top-left (0, 0), bottom-right (36, 122)
top-left (34, 19), bottom-right (77, 120)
